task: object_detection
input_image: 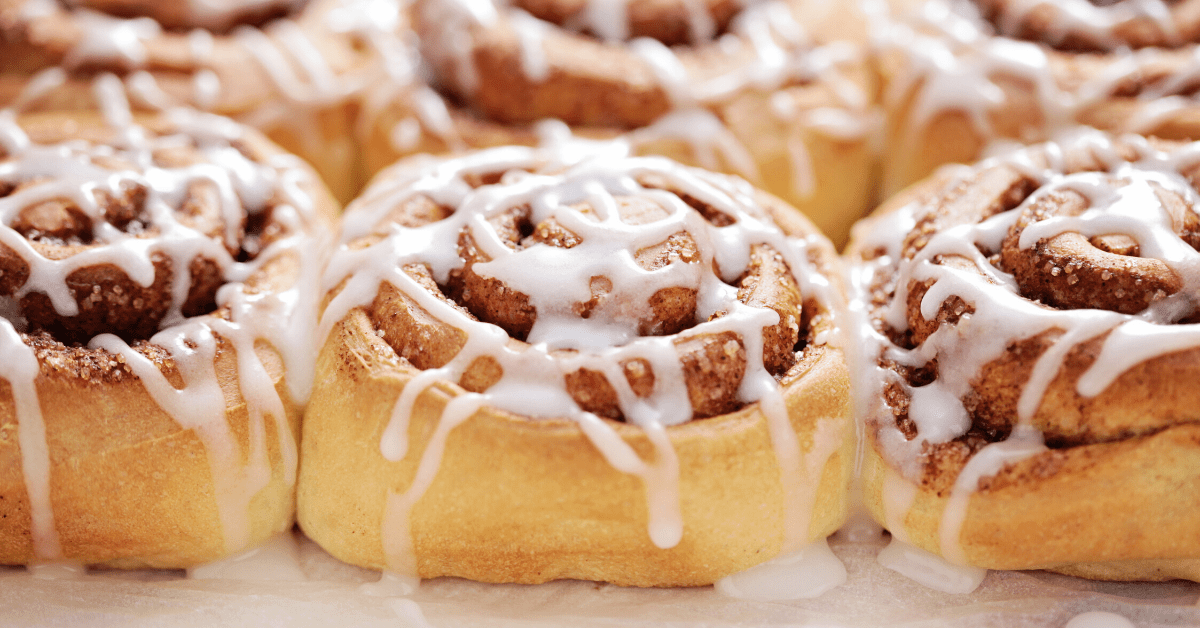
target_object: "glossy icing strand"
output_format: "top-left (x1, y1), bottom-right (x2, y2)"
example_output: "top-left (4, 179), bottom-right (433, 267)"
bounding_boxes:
top-left (322, 145), bottom-right (842, 573)
top-left (406, 0), bottom-right (875, 198)
top-left (0, 81), bottom-right (327, 562)
top-left (879, 0), bottom-right (1200, 157)
top-left (10, 0), bottom-right (407, 160)
top-left (848, 131), bottom-right (1200, 562)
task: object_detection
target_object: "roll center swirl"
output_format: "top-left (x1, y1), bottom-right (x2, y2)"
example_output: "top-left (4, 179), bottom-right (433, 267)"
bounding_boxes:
top-left (1000, 171), bottom-right (1200, 316)
top-left (331, 149), bottom-right (818, 425)
top-left (0, 111), bottom-right (295, 345)
top-left (448, 183), bottom-right (715, 349)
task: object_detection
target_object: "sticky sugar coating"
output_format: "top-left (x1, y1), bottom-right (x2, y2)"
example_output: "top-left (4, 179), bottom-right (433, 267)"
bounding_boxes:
top-left (298, 146), bottom-right (855, 586)
top-left (848, 131), bottom-right (1200, 581)
top-left (0, 103), bottom-right (336, 569)
top-left (878, 0), bottom-right (1200, 200)
top-left (971, 0), bottom-right (1200, 51)
top-left (358, 176), bottom-right (806, 422)
top-left (0, 0), bottom-right (406, 202)
top-left (359, 0), bottom-right (878, 247)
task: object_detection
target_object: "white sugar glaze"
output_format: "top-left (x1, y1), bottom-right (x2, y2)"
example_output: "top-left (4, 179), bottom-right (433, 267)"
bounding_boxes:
top-left (876, 536), bottom-right (987, 594)
top-left (715, 538), bottom-right (847, 600)
top-left (878, 0), bottom-right (1200, 176)
top-left (0, 76), bottom-right (327, 563)
top-left (848, 131), bottom-right (1200, 575)
top-left (188, 531), bottom-right (306, 581)
top-left (320, 144), bottom-right (846, 579)
top-left (62, 8), bottom-right (162, 69)
top-left (10, 0), bottom-right (407, 165)
top-left (402, 0), bottom-right (875, 201)
top-left (983, 0), bottom-right (1179, 50)
top-left (0, 321), bottom-right (59, 560)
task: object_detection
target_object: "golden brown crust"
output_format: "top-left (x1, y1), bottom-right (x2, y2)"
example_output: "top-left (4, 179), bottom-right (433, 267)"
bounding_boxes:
top-left (298, 150), bottom-right (855, 586)
top-left (861, 424), bottom-right (1200, 576)
top-left (0, 335), bottom-right (301, 568)
top-left (300, 308), bottom-right (853, 586)
top-left (880, 0), bottom-right (1200, 199)
top-left (848, 134), bottom-right (1200, 582)
top-left (0, 0), bottom-right (385, 202)
top-left (0, 110), bottom-right (338, 568)
top-left (361, 0), bottom-right (879, 247)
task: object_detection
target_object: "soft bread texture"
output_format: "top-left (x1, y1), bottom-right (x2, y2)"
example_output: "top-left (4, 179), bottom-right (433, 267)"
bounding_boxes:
top-left (879, 0), bottom-right (1200, 199)
top-left (0, 339), bottom-right (300, 569)
top-left (359, 0), bottom-right (879, 247)
top-left (0, 0), bottom-right (396, 202)
top-left (0, 110), bottom-right (338, 568)
top-left (300, 310), bottom-right (852, 586)
top-left (297, 148), bottom-right (855, 586)
top-left (846, 133), bottom-right (1200, 582)
top-left (861, 425), bottom-right (1200, 581)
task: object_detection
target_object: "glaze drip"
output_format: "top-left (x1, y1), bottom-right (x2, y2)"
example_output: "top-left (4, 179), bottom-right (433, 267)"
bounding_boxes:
top-left (418, 0), bottom-right (865, 122)
top-left (880, 0), bottom-right (1200, 195)
top-left (407, 0), bottom-right (875, 213)
top-left (849, 131), bottom-right (1200, 560)
top-left (321, 145), bottom-right (843, 572)
top-left (0, 82), bottom-right (328, 563)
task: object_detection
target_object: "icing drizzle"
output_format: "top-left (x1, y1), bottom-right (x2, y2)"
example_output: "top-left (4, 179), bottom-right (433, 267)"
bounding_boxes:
top-left (9, 0), bottom-right (405, 171)
top-left (320, 145), bottom-right (845, 574)
top-left (0, 78), bottom-right (328, 563)
top-left (399, 0), bottom-right (876, 204)
top-left (849, 131), bottom-right (1200, 564)
top-left (879, 0), bottom-right (1200, 190)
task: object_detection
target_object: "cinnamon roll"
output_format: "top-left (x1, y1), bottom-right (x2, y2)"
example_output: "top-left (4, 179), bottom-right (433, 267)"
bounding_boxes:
top-left (0, 88), bottom-right (337, 568)
top-left (298, 146), bottom-right (854, 586)
top-left (358, 0), bottom-right (879, 247)
top-left (0, 0), bottom-right (405, 202)
top-left (878, 0), bottom-right (1200, 199)
top-left (847, 131), bottom-right (1200, 582)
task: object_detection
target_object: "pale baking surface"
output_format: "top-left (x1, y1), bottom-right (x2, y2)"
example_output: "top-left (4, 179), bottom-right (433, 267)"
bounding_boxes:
top-left (1, 528), bottom-right (1196, 627)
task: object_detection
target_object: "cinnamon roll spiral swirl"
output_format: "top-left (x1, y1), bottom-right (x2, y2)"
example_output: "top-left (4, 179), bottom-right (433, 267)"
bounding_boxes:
top-left (359, 0), bottom-right (879, 246)
top-left (0, 97), bottom-right (336, 568)
top-left (298, 146), bottom-right (854, 586)
top-left (0, 0), bottom-right (404, 201)
top-left (848, 132), bottom-right (1200, 582)
top-left (879, 0), bottom-right (1200, 199)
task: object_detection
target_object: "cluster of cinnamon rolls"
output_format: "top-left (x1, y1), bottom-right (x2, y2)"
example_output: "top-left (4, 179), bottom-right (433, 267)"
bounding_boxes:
top-left (0, 0), bottom-right (1196, 592)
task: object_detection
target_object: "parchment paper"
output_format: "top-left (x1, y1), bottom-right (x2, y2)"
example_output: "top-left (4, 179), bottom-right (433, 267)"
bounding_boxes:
top-left (1, 527), bottom-right (1196, 628)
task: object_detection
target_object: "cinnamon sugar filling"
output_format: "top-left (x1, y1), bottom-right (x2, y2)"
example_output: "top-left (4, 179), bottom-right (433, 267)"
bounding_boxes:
top-left (351, 162), bottom-right (810, 423)
top-left (414, 0), bottom-right (824, 128)
top-left (971, 0), bottom-right (1200, 52)
top-left (1, 115), bottom-right (291, 345)
top-left (852, 134), bottom-right (1200, 492)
